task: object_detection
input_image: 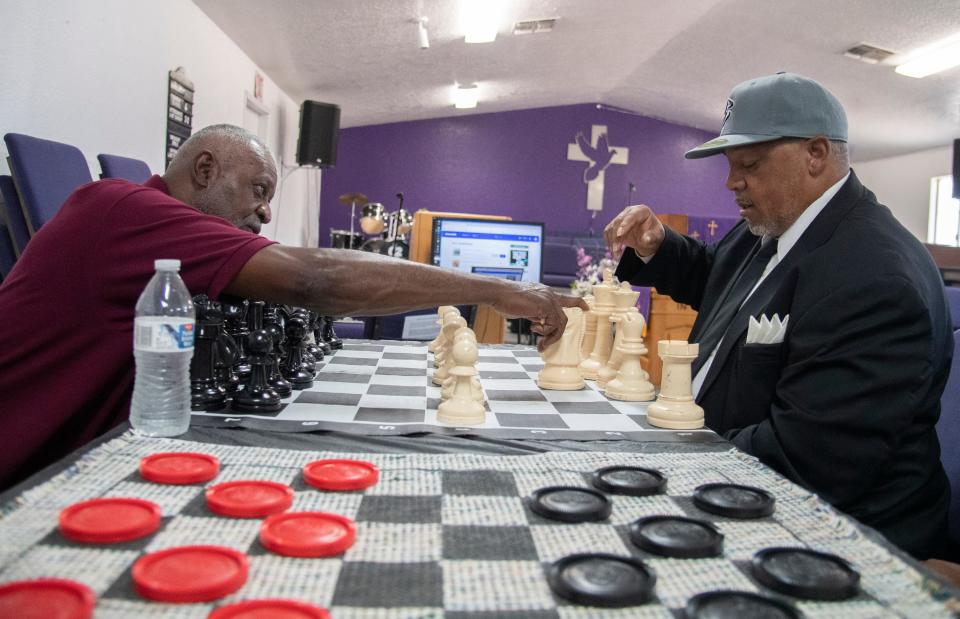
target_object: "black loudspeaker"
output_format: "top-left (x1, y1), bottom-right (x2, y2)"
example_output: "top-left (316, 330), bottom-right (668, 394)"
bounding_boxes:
top-left (953, 138), bottom-right (959, 199)
top-left (296, 101), bottom-right (340, 168)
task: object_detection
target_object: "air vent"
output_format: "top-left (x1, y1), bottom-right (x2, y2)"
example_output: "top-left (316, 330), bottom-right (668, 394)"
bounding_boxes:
top-left (513, 18), bottom-right (558, 35)
top-left (844, 43), bottom-right (895, 64)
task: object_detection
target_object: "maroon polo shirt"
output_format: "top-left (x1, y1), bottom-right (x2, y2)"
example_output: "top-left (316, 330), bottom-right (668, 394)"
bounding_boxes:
top-left (0, 175), bottom-right (274, 489)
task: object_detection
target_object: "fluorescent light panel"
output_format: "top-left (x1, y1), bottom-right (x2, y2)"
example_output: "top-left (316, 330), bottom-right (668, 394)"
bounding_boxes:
top-left (895, 34), bottom-right (960, 78)
top-left (462, 0), bottom-right (501, 43)
top-left (454, 85), bottom-right (478, 109)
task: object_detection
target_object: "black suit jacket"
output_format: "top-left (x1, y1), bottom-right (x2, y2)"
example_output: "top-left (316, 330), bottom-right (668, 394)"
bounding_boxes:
top-left (616, 171), bottom-right (952, 558)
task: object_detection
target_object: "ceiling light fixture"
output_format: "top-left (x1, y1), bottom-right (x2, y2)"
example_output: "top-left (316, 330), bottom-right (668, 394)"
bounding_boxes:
top-left (462, 0), bottom-right (501, 43)
top-left (895, 33), bottom-right (960, 78)
top-left (454, 84), bottom-right (479, 109)
top-left (417, 17), bottom-right (430, 50)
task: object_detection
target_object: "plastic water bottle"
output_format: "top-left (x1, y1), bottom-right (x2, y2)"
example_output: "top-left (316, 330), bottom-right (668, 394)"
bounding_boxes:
top-left (130, 259), bottom-right (196, 436)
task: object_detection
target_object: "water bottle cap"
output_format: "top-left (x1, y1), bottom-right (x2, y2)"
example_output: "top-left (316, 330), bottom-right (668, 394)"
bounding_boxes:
top-left (154, 259), bottom-right (181, 271)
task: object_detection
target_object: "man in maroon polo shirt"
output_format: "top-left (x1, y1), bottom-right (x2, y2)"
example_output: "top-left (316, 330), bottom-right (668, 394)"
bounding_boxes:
top-left (0, 124), bottom-right (584, 490)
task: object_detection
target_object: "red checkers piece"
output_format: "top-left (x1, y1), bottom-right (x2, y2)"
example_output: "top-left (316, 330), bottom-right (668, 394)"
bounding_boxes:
top-left (133, 545), bottom-right (248, 603)
top-left (140, 452), bottom-right (220, 484)
top-left (206, 480), bottom-right (294, 518)
top-left (209, 599), bottom-right (332, 619)
top-left (260, 511), bottom-right (356, 557)
top-left (59, 497), bottom-right (161, 544)
top-left (303, 459), bottom-right (379, 491)
top-left (0, 578), bottom-right (95, 619)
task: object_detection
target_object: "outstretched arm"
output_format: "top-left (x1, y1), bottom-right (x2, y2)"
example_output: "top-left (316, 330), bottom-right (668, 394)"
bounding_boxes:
top-left (225, 245), bottom-right (588, 350)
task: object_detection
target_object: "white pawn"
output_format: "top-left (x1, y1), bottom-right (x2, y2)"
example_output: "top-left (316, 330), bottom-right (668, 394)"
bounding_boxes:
top-left (604, 312), bottom-right (656, 401)
top-left (433, 314), bottom-right (466, 385)
top-left (437, 338), bottom-right (486, 425)
top-left (537, 307), bottom-right (585, 390)
top-left (432, 307), bottom-right (462, 367)
top-left (647, 340), bottom-right (704, 429)
top-left (442, 327), bottom-right (482, 402)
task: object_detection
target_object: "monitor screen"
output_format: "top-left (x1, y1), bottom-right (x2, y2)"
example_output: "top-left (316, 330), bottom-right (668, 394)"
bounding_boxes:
top-left (430, 218), bottom-right (544, 284)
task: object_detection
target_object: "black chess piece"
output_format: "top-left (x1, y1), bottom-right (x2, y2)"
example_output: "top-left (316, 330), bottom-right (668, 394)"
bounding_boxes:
top-left (321, 315), bottom-right (343, 350)
top-left (190, 295), bottom-right (227, 411)
top-left (231, 329), bottom-right (282, 413)
top-left (214, 330), bottom-right (243, 396)
top-left (292, 309), bottom-right (317, 375)
top-left (304, 311), bottom-right (325, 363)
top-left (263, 305), bottom-right (293, 398)
top-left (313, 312), bottom-right (332, 356)
top-left (281, 316), bottom-right (315, 389)
top-left (222, 298), bottom-right (251, 378)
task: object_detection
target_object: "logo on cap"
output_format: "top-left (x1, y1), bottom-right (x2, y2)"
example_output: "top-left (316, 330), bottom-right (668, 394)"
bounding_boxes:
top-left (722, 99), bottom-right (734, 129)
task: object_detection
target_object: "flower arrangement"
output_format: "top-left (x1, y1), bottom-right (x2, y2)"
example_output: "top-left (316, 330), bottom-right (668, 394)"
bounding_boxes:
top-left (570, 246), bottom-right (616, 296)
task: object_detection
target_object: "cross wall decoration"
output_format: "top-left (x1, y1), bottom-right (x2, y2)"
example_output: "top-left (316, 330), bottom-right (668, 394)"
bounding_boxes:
top-left (567, 124), bottom-right (629, 212)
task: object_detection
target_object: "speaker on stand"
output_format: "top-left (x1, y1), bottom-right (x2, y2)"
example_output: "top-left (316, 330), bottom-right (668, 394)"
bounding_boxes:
top-left (296, 101), bottom-right (340, 168)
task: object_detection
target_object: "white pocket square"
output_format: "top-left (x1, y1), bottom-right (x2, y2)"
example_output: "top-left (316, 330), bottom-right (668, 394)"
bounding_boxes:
top-left (747, 313), bottom-right (789, 344)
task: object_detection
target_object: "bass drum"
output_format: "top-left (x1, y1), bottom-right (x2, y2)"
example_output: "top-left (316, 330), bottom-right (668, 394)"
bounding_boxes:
top-left (330, 229), bottom-right (362, 249)
top-left (360, 238), bottom-right (409, 259)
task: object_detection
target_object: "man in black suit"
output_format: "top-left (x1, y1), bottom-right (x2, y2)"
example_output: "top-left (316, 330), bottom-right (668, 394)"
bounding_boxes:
top-left (606, 72), bottom-right (952, 559)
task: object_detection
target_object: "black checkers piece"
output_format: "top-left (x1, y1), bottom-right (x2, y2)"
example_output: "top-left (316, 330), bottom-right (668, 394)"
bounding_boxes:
top-left (592, 466), bottom-right (666, 496)
top-left (685, 590), bottom-right (801, 619)
top-left (629, 515), bottom-right (724, 559)
top-left (693, 483), bottom-right (775, 519)
top-left (751, 547), bottom-right (860, 601)
top-left (529, 486), bottom-right (612, 523)
top-left (548, 553), bottom-right (656, 608)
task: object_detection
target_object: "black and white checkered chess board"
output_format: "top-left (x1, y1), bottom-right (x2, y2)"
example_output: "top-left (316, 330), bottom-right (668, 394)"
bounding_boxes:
top-left (1, 434), bottom-right (955, 617)
top-left (192, 341), bottom-right (721, 443)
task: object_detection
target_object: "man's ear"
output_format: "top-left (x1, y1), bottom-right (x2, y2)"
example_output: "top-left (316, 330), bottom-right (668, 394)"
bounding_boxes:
top-left (192, 151), bottom-right (217, 188)
top-left (805, 136), bottom-right (830, 177)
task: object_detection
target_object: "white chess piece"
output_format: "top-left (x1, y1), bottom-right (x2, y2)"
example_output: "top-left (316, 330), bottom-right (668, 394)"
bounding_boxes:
top-left (580, 294), bottom-right (597, 362)
top-left (597, 282), bottom-right (641, 388)
top-left (432, 307), bottom-right (462, 368)
top-left (442, 327), bottom-right (482, 401)
top-left (646, 340), bottom-right (704, 429)
top-left (433, 314), bottom-right (466, 385)
top-left (537, 307), bottom-right (585, 390)
top-left (428, 306), bottom-right (456, 354)
top-left (603, 313), bottom-right (656, 401)
top-left (578, 280), bottom-right (617, 380)
top-left (437, 338), bottom-right (486, 425)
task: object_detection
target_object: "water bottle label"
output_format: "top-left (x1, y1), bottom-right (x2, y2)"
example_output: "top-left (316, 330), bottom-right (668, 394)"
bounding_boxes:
top-left (134, 317), bottom-right (195, 351)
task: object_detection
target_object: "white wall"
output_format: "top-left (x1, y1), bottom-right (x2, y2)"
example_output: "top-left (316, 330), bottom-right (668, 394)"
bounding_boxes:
top-left (853, 146), bottom-right (953, 242)
top-left (0, 0), bottom-right (317, 247)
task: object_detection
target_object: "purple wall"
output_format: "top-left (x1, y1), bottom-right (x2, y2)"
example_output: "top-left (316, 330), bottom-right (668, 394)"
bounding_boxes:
top-left (318, 103), bottom-right (734, 248)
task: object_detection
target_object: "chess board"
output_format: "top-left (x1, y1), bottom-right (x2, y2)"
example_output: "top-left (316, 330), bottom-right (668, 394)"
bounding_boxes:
top-left (1, 433), bottom-right (956, 618)
top-left (193, 341), bottom-right (722, 443)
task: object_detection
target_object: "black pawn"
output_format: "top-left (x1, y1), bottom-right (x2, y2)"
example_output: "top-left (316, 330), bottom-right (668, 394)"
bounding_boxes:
top-left (190, 295), bottom-right (227, 411)
top-left (232, 329), bottom-right (282, 413)
top-left (214, 331), bottom-right (243, 396)
top-left (304, 311), bottom-right (324, 363)
top-left (321, 316), bottom-right (343, 350)
top-left (282, 316), bottom-right (315, 389)
top-left (292, 309), bottom-right (317, 373)
top-left (313, 313), bottom-right (332, 356)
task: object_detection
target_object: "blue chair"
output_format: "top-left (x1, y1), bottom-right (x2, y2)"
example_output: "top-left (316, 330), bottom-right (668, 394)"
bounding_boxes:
top-left (945, 286), bottom-right (960, 330)
top-left (0, 218), bottom-right (16, 280)
top-left (3, 133), bottom-right (92, 233)
top-left (97, 153), bottom-right (152, 183)
top-left (0, 175), bottom-right (30, 257)
top-left (939, 330), bottom-right (960, 546)
top-left (542, 242), bottom-right (577, 288)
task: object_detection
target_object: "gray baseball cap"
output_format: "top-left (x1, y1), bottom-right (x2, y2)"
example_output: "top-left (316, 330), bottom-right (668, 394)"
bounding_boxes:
top-left (685, 72), bottom-right (847, 159)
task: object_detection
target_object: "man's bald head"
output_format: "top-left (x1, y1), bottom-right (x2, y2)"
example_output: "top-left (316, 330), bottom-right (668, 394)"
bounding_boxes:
top-left (163, 124), bottom-right (278, 234)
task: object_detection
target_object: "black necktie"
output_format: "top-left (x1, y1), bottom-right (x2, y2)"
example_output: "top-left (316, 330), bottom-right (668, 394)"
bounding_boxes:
top-left (692, 237), bottom-right (779, 376)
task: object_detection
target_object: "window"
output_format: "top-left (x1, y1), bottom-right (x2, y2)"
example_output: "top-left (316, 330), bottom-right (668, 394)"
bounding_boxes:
top-left (928, 174), bottom-right (960, 246)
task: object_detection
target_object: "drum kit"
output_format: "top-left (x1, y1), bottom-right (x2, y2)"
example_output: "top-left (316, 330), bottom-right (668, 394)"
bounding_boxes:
top-left (332, 192), bottom-right (413, 258)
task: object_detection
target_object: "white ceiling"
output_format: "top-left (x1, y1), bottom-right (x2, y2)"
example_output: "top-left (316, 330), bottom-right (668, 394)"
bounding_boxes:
top-left (194, 0), bottom-right (960, 162)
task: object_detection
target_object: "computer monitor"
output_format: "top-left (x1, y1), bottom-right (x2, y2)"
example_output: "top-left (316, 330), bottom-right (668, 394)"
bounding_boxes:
top-left (430, 217), bottom-right (544, 284)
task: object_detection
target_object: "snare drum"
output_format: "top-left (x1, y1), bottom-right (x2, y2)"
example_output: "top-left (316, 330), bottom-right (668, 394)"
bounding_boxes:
top-left (360, 203), bottom-right (385, 235)
top-left (330, 229), bottom-right (362, 249)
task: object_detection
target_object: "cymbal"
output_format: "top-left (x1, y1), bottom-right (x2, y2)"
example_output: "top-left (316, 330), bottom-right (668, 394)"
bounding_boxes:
top-left (339, 192), bottom-right (368, 206)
